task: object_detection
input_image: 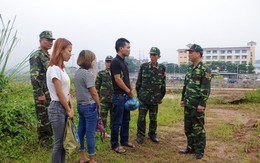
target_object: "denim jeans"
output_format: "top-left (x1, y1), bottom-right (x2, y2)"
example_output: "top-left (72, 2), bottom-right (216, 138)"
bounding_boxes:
top-left (48, 101), bottom-right (67, 163)
top-left (77, 103), bottom-right (98, 156)
top-left (111, 94), bottom-right (130, 149)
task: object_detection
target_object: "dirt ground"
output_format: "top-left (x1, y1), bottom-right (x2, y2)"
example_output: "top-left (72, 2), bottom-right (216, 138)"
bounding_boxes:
top-left (120, 106), bottom-right (260, 163)
top-left (113, 90), bottom-right (260, 163)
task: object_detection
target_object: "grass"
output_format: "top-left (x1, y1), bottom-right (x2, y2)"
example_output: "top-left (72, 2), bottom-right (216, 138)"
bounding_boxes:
top-left (1, 82), bottom-right (260, 162)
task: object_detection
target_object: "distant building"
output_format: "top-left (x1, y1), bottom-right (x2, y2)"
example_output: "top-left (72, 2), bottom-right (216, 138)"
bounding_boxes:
top-left (255, 63), bottom-right (260, 74)
top-left (177, 41), bottom-right (256, 65)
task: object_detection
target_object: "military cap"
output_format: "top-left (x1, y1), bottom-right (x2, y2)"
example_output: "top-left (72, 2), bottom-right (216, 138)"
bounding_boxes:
top-left (105, 55), bottom-right (113, 61)
top-left (149, 47), bottom-right (160, 55)
top-left (186, 44), bottom-right (203, 52)
top-left (39, 30), bottom-right (55, 40)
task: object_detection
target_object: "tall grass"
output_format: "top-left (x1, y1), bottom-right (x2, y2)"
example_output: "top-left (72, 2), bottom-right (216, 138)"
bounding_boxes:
top-left (0, 15), bottom-right (30, 90)
top-left (245, 89), bottom-right (260, 103)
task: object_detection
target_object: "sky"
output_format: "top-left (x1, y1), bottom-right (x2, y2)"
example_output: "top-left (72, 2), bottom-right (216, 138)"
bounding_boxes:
top-left (1, 0), bottom-right (260, 69)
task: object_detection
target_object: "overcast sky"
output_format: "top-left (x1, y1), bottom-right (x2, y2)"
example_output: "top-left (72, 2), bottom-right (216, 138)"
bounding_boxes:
top-left (1, 0), bottom-right (260, 69)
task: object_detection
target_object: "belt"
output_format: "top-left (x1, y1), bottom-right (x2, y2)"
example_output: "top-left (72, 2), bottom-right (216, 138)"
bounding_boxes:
top-left (78, 102), bottom-right (96, 106)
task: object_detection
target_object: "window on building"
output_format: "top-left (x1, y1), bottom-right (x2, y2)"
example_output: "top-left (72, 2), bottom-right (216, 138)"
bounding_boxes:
top-left (242, 61), bottom-right (247, 64)
top-left (235, 50), bottom-right (240, 53)
top-left (212, 56), bottom-right (218, 59)
top-left (235, 55), bottom-right (240, 59)
top-left (206, 50), bottom-right (211, 54)
top-left (227, 50), bottom-right (232, 53)
top-left (221, 50), bottom-right (225, 54)
top-left (212, 50), bottom-right (217, 54)
top-left (242, 55), bottom-right (247, 59)
top-left (206, 56), bottom-right (211, 59)
top-left (235, 61), bottom-right (240, 64)
top-left (227, 56), bottom-right (232, 59)
top-left (242, 49), bottom-right (247, 53)
top-left (220, 56), bottom-right (225, 59)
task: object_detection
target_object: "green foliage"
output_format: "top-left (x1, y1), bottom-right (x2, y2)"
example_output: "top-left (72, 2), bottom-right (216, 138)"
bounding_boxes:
top-left (179, 63), bottom-right (188, 73)
top-left (165, 63), bottom-right (179, 73)
top-left (0, 73), bottom-right (9, 91)
top-left (245, 89), bottom-right (260, 103)
top-left (207, 61), bottom-right (254, 74)
top-left (0, 15), bottom-right (30, 86)
top-left (0, 82), bottom-right (37, 159)
top-left (247, 62), bottom-right (255, 73)
top-left (125, 56), bottom-right (141, 73)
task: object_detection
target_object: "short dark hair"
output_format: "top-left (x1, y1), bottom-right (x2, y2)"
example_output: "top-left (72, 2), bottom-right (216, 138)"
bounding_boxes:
top-left (200, 51), bottom-right (203, 57)
top-left (115, 38), bottom-right (130, 53)
top-left (77, 50), bottom-right (96, 69)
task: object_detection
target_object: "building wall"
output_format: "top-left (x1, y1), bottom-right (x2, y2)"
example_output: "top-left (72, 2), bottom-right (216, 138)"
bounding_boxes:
top-left (177, 41), bottom-right (256, 65)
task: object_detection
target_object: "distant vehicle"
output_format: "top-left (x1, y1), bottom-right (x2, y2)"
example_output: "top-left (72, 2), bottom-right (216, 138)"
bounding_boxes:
top-left (228, 79), bottom-right (238, 83)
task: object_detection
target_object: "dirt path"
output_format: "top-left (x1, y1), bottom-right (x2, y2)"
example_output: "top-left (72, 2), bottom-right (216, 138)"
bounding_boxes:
top-left (125, 106), bottom-right (260, 163)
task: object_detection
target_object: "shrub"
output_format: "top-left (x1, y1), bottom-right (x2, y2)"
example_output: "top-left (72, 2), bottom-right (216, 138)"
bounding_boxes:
top-left (245, 89), bottom-right (260, 103)
top-left (0, 82), bottom-right (37, 159)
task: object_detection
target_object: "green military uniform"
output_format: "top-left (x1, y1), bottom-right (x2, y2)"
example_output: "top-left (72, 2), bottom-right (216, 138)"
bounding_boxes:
top-left (181, 61), bottom-right (211, 155)
top-left (30, 48), bottom-right (52, 142)
top-left (95, 57), bottom-right (114, 131)
top-left (29, 31), bottom-right (55, 145)
top-left (136, 58), bottom-right (166, 139)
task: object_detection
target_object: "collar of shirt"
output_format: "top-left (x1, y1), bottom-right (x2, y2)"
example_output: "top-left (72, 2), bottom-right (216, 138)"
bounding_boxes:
top-left (116, 54), bottom-right (125, 61)
top-left (148, 61), bottom-right (159, 69)
top-left (191, 61), bottom-right (203, 70)
top-left (38, 47), bottom-right (50, 58)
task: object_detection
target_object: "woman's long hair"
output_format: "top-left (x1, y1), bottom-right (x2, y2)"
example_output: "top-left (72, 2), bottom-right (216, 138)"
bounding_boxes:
top-left (49, 38), bottom-right (72, 69)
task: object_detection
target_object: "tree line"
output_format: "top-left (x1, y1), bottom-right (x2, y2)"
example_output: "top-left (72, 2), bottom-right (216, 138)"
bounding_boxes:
top-left (125, 57), bottom-right (255, 74)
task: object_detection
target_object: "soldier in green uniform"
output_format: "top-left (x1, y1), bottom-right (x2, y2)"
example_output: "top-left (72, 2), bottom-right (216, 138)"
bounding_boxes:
top-left (95, 55), bottom-right (114, 138)
top-left (29, 31), bottom-right (55, 147)
top-left (136, 47), bottom-right (166, 144)
top-left (179, 44), bottom-right (211, 159)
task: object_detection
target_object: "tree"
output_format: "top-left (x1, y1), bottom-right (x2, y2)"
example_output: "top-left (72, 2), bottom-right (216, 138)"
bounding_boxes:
top-left (125, 56), bottom-right (139, 72)
top-left (247, 62), bottom-right (255, 74)
top-left (165, 63), bottom-right (174, 73)
top-left (179, 63), bottom-right (188, 73)
top-left (238, 63), bottom-right (247, 74)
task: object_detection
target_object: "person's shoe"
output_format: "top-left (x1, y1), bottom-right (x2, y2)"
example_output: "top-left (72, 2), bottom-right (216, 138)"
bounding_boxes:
top-left (195, 153), bottom-right (204, 159)
top-left (149, 135), bottom-right (159, 143)
top-left (105, 133), bottom-right (111, 138)
top-left (136, 137), bottom-right (144, 144)
top-left (179, 149), bottom-right (195, 154)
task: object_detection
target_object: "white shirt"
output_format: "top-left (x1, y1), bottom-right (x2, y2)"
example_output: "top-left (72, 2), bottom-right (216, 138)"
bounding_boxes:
top-left (46, 65), bottom-right (70, 101)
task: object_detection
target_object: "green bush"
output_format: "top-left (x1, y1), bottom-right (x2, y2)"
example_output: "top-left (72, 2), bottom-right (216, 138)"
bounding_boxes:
top-left (245, 89), bottom-right (260, 103)
top-left (0, 82), bottom-right (37, 159)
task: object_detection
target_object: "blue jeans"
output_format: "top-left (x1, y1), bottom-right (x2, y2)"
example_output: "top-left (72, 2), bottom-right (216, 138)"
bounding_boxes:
top-left (111, 94), bottom-right (130, 149)
top-left (77, 103), bottom-right (98, 156)
top-left (48, 101), bottom-right (67, 163)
